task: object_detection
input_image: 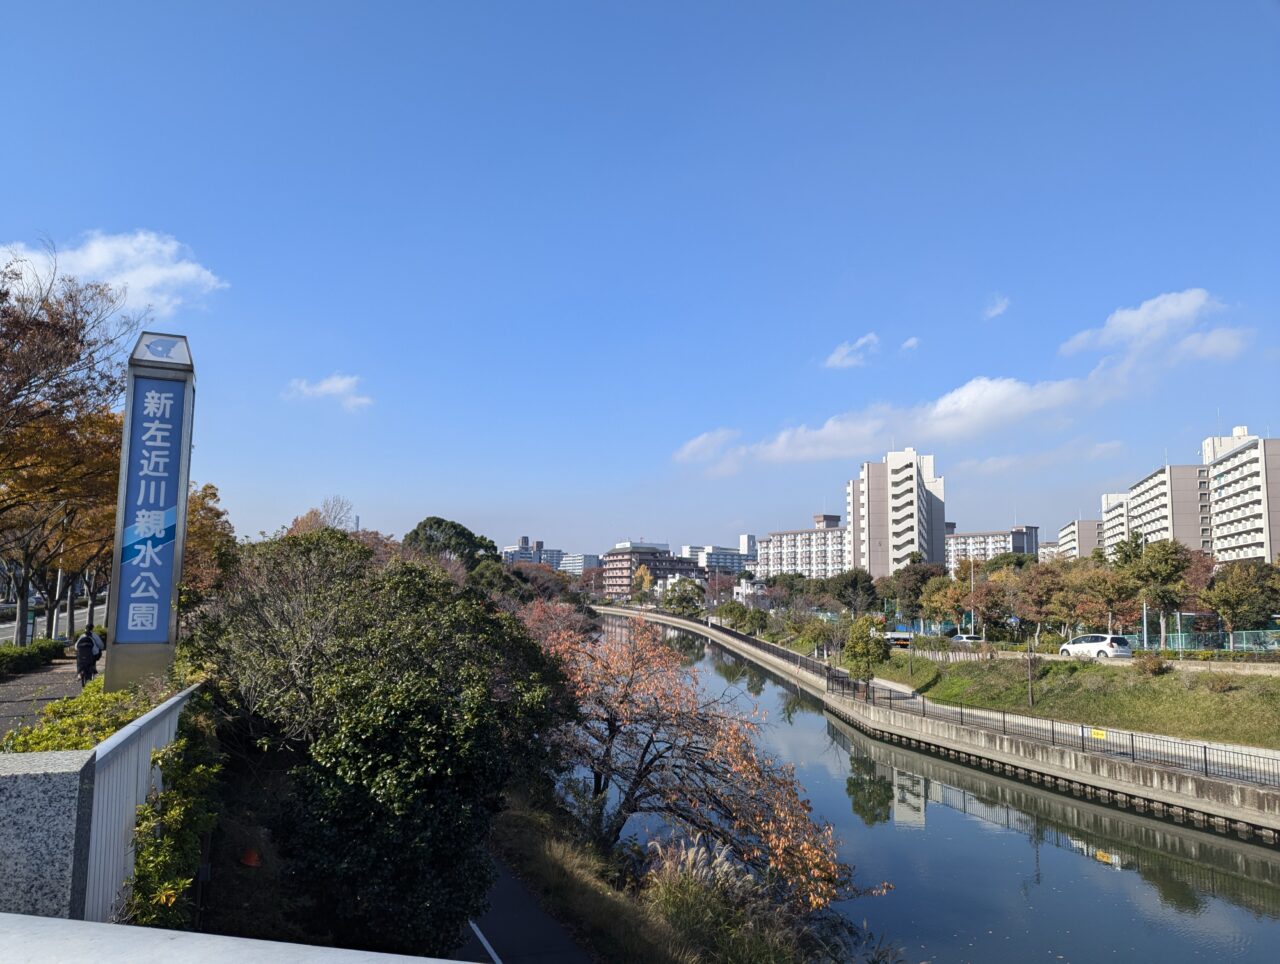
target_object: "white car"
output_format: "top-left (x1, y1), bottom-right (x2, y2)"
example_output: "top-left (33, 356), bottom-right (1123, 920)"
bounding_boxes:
top-left (1060, 634), bottom-right (1133, 658)
top-left (951, 634), bottom-right (983, 645)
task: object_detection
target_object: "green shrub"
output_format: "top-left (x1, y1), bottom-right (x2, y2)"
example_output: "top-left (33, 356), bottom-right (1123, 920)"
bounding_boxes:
top-left (0, 638), bottom-right (67, 678)
top-left (1, 678), bottom-right (157, 752)
top-left (124, 691), bottom-right (223, 929)
top-left (1132, 650), bottom-right (1170, 677)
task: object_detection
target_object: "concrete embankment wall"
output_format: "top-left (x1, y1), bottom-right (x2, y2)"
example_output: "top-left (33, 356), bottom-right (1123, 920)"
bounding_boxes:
top-left (600, 607), bottom-right (1280, 839)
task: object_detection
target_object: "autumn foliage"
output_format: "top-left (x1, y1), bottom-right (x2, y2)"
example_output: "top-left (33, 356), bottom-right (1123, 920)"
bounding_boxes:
top-left (520, 600), bottom-right (873, 913)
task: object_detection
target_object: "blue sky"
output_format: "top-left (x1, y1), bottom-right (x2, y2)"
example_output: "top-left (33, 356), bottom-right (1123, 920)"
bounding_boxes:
top-left (4, 2), bottom-right (1278, 555)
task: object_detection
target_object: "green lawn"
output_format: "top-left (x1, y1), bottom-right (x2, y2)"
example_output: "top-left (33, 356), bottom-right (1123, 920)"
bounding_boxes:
top-left (882, 656), bottom-right (1280, 750)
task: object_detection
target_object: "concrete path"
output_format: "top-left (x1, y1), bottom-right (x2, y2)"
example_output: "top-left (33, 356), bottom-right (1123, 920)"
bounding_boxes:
top-left (0, 654), bottom-right (87, 737)
top-left (453, 860), bottom-right (594, 964)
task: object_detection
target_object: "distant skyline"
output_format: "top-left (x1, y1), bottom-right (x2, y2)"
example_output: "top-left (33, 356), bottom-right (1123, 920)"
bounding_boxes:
top-left (4, 2), bottom-right (1278, 554)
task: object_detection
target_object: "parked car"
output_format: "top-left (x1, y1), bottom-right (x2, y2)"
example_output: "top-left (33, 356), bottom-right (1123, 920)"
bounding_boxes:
top-left (1060, 634), bottom-right (1132, 658)
top-left (951, 634), bottom-right (983, 645)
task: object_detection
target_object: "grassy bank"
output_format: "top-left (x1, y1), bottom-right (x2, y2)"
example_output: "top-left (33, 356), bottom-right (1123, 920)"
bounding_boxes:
top-left (490, 797), bottom-right (694, 964)
top-left (881, 656), bottom-right (1280, 749)
top-left (866, 652), bottom-right (939, 691)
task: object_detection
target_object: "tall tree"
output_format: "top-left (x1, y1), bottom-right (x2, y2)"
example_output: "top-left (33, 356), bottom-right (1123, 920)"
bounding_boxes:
top-left (401, 515), bottom-right (497, 570)
top-left (1125, 540), bottom-right (1191, 649)
top-left (1202, 560), bottom-right (1280, 646)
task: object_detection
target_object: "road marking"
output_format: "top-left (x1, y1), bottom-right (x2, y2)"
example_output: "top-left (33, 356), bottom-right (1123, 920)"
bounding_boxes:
top-left (468, 919), bottom-right (504, 964)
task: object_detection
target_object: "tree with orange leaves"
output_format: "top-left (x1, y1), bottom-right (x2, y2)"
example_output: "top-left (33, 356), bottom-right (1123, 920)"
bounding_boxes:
top-left (519, 600), bottom-right (884, 915)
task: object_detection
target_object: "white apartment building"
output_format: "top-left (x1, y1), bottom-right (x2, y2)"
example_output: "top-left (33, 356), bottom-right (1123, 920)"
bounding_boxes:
top-left (1204, 426), bottom-right (1280, 563)
top-left (1126, 464), bottom-right (1210, 552)
top-left (1099, 493), bottom-right (1130, 558)
top-left (680, 544), bottom-right (750, 574)
top-left (753, 515), bottom-right (847, 580)
top-left (944, 526), bottom-right (1039, 574)
top-left (1038, 541), bottom-right (1060, 563)
top-left (556, 553), bottom-right (600, 575)
top-left (1057, 519), bottom-right (1102, 560)
top-left (846, 448), bottom-right (945, 579)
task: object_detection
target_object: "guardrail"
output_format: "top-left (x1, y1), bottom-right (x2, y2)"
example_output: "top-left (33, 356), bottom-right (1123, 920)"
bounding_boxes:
top-left (83, 682), bottom-right (201, 922)
top-left (612, 607), bottom-right (1280, 791)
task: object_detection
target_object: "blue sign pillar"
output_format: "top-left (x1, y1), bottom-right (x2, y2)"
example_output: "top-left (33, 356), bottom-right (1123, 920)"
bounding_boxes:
top-left (104, 333), bottom-right (195, 691)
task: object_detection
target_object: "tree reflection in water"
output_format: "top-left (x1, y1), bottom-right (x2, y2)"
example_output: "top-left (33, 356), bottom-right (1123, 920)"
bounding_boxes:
top-left (846, 755), bottom-right (895, 827)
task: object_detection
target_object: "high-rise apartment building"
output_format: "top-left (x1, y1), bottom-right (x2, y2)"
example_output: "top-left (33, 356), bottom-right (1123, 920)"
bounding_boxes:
top-left (1204, 426), bottom-right (1280, 563)
top-left (1100, 493), bottom-right (1130, 558)
top-left (1126, 464), bottom-right (1210, 552)
top-left (753, 514), bottom-right (847, 580)
top-left (944, 526), bottom-right (1039, 574)
top-left (1057, 519), bottom-right (1101, 560)
top-left (846, 448), bottom-right (945, 578)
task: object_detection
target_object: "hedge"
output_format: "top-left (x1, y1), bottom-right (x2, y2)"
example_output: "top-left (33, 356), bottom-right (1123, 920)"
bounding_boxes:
top-left (0, 639), bottom-right (68, 679)
top-left (0, 678), bottom-right (157, 752)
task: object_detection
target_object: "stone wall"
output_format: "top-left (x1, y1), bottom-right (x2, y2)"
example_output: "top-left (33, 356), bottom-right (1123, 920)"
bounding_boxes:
top-left (0, 751), bottom-right (95, 918)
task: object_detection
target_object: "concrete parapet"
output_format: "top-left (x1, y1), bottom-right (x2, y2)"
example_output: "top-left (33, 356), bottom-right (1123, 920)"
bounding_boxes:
top-left (0, 751), bottom-right (95, 918)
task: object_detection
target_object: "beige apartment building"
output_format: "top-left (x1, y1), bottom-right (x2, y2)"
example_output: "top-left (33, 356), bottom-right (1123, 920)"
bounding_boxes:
top-left (1057, 518), bottom-right (1101, 559)
top-left (1125, 464), bottom-right (1211, 552)
top-left (846, 447), bottom-right (945, 579)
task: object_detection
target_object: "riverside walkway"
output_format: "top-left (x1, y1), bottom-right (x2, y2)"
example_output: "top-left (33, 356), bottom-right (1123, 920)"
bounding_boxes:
top-left (599, 606), bottom-right (1280, 839)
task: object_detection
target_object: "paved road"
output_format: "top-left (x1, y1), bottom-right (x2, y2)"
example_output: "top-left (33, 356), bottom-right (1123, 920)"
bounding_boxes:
top-left (0, 604), bottom-right (97, 644)
top-left (0, 652), bottom-right (91, 736)
top-left (452, 860), bottom-right (594, 964)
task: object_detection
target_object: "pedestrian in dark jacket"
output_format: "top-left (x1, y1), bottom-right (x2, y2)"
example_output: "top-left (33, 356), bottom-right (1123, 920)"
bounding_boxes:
top-left (75, 630), bottom-right (98, 687)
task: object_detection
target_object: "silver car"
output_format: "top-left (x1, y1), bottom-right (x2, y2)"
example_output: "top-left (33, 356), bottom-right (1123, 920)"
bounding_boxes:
top-left (1060, 634), bottom-right (1133, 658)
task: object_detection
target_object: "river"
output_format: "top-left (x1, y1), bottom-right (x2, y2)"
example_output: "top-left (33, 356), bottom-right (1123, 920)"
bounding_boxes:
top-left (654, 625), bottom-right (1280, 963)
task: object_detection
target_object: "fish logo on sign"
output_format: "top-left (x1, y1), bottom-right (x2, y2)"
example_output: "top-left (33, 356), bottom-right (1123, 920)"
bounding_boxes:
top-left (144, 337), bottom-right (180, 359)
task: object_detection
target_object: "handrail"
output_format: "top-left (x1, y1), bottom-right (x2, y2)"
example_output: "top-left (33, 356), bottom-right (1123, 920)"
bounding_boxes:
top-left (606, 607), bottom-right (1280, 791)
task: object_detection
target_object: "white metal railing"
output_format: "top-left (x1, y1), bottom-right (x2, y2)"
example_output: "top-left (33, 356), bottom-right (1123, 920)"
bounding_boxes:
top-left (82, 682), bottom-right (201, 923)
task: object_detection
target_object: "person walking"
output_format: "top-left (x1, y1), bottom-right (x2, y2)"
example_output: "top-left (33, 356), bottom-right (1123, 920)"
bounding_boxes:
top-left (74, 629), bottom-right (99, 687)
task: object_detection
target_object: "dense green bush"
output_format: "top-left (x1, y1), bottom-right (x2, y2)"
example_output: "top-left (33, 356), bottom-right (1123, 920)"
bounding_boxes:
top-left (1, 678), bottom-right (157, 751)
top-left (185, 529), bottom-right (568, 957)
top-left (0, 638), bottom-right (67, 678)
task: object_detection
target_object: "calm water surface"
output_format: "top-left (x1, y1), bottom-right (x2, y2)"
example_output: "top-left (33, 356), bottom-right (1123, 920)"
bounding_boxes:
top-left (650, 625), bottom-right (1280, 963)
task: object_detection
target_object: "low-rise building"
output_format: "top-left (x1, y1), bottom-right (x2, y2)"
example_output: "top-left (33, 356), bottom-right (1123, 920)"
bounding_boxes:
top-left (753, 514), bottom-right (847, 580)
top-left (602, 542), bottom-right (702, 599)
top-left (1038, 541), bottom-right (1060, 563)
top-left (944, 526), bottom-right (1039, 573)
top-left (1057, 519), bottom-right (1101, 560)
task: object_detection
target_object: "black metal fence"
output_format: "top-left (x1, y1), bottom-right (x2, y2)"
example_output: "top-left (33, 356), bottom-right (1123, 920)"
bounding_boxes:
top-left (626, 607), bottom-right (1280, 792)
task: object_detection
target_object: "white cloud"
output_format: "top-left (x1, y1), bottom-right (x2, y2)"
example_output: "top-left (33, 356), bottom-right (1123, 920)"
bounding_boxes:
top-left (4, 230), bottom-right (226, 317)
top-left (900, 336), bottom-right (920, 350)
top-left (1171, 327), bottom-right (1249, 362)
top-left (674, 428), bottom-right (739, 463)
top-left (956, 438), bottom-right (1124, 476)
top-left (1060, 288), bottom-right (1216, 355)
top-left (285, 373), bottom-right (373, 411)
top-left (824, 332), bottom-right (880, 368)
top-left (676, 286), bottom-right (1246, 476)
top-left (983, 293), bottom-right (1010, 319)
